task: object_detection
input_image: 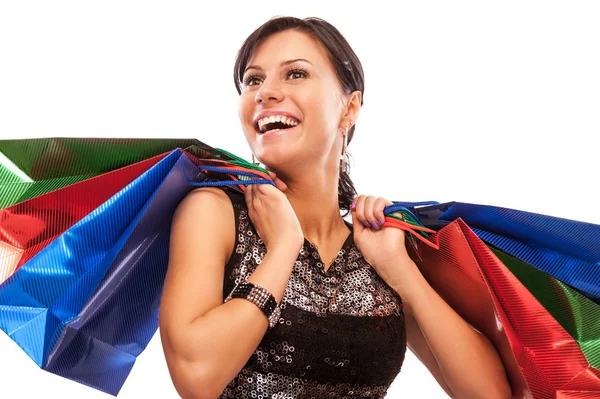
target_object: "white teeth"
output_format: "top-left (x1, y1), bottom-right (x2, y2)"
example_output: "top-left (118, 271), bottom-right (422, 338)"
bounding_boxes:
top-left (256, 114), bottom-right (300, 133)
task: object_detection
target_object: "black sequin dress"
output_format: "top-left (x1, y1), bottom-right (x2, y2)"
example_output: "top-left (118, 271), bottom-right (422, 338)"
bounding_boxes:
top-left (218, 188), bottom-right (407, 399)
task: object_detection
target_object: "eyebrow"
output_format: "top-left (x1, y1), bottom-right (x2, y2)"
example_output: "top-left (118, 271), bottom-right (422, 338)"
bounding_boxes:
top-left (243, 58), bottom-right (313, 75)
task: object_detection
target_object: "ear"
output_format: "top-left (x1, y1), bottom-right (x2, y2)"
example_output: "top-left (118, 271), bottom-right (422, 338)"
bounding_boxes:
top-left (342, 90), bottom-right (362, 128)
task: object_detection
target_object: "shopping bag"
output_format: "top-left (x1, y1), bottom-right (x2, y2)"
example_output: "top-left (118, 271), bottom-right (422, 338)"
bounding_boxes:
top-left (3, 137), bottom-right (599, 397)
top-left (0, 137), bottom-right (200, 208)
top-left (405, 217), bottom-right (600, 398)
top-left (491, 247), bottom-right (600, 370)
top-left (0, 140), bottom-right (274, 395)
top-left (0, 152), bottom-right (170, 284)
top-left (399, 201), bottom-right (600, 302)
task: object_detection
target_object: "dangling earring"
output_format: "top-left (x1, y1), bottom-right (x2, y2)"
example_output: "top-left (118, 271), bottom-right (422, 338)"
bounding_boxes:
top-left (340, 125), bottom-right (349, 174)
top-left (252, 153), bottom-right (259, 166)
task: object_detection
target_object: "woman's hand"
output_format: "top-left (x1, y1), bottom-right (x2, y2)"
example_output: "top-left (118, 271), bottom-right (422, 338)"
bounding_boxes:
top-left (244, 172), bottom-right (303, 251)
top-left (350, 194), bottom-right (413, 289)
top-left (266, 169), bottom-right (288, 192)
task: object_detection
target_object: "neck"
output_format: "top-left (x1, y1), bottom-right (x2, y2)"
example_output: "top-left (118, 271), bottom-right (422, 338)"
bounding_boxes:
top-left (275, 164), bottom-right (349, 246)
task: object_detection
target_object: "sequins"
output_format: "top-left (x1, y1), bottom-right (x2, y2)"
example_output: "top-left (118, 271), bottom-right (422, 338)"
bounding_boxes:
top-left (221, 368), bottom-right (390, 399)
top-left (219, 191), bottom-right (406, 399)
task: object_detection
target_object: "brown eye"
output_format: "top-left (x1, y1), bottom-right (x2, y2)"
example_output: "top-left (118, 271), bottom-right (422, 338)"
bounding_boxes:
top-left (287, 68), bottom-right (308, 80)
top-left (242, 67), bottom-right (308, 87)
top-left (243, 75), bottom-right (261, 87)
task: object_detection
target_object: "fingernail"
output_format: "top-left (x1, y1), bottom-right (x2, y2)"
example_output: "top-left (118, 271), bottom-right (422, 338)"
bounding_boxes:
top-left (371, 222), bottom-right (380, 230)
top-left (363, 221), bottom-right (371, 227)
top-left (378, 217), bottom-right (384, 225)
top-left (351, 200), bottom-right (356, 210)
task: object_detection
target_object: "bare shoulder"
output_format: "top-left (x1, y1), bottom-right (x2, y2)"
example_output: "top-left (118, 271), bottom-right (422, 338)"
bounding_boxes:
top-left (171, 186), bottom-right (236, 263)
top-left (174, 186), bottom-right (234, 219)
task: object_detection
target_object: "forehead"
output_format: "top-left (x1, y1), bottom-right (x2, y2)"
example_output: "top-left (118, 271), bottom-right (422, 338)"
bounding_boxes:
top-left (247, 29), bottom-right (331, 70)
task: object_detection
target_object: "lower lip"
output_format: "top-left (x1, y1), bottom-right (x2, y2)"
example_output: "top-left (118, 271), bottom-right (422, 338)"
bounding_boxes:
top-left (258, 124), bottom-right (299, 139)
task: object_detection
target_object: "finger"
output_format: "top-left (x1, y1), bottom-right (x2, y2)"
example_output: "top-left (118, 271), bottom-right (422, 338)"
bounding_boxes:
top-left (363, 196), bottom-right (378, 229)
top-left (253, 182), bottom-right (263, 211)
top-left (354, 195), bottom-right (370, 228)
top-left (244, 184), bottom-right (254, 215)
top-left (244, 183), bottom-right (251, 202)
top-left (256, 182), bottom-right (267, 194)
top-left (270, 171), bottom-right (288, 192)
top-left (374, 198), bottom-right (392, 228)
top-left (276, 178), bottom-right (288, 192)
top-left (350, 196), bottom-right (364, 235)
top-left (255, 182), bottom-right (267, 208)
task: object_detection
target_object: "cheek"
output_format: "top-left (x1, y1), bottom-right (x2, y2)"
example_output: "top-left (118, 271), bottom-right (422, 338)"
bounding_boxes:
top-left (238, 97), bottom-right (254, 130)
top-left (303, 98), bottom-right (328, 127)
top-left (305, 102), bottom-right (340, 140)
top-left (309, 88), bottom-right (340, 127)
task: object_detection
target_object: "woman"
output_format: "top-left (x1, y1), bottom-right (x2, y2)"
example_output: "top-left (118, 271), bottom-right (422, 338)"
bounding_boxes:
top-left (159, 16), bottom-right (511, 399)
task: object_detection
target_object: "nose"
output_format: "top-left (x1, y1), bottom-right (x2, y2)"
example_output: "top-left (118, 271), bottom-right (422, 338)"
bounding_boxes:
top-left (254, 76), bottom-right (284, 104)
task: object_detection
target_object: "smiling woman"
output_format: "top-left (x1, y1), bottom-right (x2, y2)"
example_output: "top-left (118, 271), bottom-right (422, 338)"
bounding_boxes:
top-left (158, 16), bottom-right (510, 399)
top-left (233, 18), bottom-right (364, 216)
top-left (1, 3), bottom-right (599, 398)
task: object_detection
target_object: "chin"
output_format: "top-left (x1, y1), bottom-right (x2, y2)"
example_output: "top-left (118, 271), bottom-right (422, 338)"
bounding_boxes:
top-left (259, 151), bottom-right (298, 170)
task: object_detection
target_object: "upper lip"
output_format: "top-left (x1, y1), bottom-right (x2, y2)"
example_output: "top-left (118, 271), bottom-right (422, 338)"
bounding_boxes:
top-left (253, 109), bottom-right (301, 132)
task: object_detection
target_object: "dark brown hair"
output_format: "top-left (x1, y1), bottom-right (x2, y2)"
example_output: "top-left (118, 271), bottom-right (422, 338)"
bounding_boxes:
top-left (233, 16), bottom-right (364, 217)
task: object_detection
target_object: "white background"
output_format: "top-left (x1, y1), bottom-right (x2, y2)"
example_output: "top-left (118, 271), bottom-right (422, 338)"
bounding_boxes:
top-left (1, 1), bottom-right (599, 398)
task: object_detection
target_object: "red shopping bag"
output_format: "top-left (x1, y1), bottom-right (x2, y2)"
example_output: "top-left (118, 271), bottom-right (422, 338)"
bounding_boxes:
top-left (408, 218), bottom-right (600, 399)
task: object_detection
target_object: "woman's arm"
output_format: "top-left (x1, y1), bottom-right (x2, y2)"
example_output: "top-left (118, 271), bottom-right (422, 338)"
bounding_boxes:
top-left (159, 187), bottom-right (301, 399)
top-left (349, 194), bottom-right (511, 398)
top-left (403, 302), bottom-right (456, 398)
top-left (391, 259), bottom-right (512, 399)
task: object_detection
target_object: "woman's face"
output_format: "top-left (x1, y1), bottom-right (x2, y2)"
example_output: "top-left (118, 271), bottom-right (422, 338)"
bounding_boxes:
top-left (238, 29), bottom-right (352, 175)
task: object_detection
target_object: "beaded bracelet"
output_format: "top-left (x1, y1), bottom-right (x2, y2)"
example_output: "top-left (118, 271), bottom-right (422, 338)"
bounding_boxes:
top-left (225, 281), bottom-right (281, 329)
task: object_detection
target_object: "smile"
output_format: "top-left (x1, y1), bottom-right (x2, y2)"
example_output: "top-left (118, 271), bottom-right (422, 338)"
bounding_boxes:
top-left (259, 123), bottom-right (299, 139)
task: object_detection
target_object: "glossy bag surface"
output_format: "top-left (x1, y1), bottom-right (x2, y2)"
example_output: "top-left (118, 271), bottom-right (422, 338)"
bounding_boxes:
top-left (409, 218), bottom-right (600, 399)
top-left (0, 149), bottom-right (205, 395)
